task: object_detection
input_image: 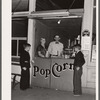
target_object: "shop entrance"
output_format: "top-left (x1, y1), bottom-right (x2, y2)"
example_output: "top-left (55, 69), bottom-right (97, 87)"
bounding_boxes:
top-left (31, 15), bottom-right (83, 91)
top-left (34, 17), bottom-right (82, 56)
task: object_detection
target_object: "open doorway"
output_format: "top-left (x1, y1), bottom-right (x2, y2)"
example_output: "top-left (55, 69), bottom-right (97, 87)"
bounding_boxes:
top-left (34, 17), bottom-right (82, 57)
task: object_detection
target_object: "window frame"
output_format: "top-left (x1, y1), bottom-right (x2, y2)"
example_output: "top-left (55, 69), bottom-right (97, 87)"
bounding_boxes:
top-left (12, 37), bottom-right (27, 63)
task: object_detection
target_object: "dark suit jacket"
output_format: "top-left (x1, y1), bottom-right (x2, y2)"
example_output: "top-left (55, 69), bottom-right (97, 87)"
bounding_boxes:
top-left (74, 51), bottom-right (85, 70)
top-left (20, 50), bottom-right (30, 69)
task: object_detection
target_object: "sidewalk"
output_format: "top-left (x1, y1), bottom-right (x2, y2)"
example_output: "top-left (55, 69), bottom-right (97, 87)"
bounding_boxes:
top-left (12, 85), bottom-right (95, 100)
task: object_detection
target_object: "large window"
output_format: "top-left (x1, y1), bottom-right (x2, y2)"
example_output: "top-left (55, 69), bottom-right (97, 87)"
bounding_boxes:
top-left (12, 19), bottom-right (28, 63)
top-left (36, 0), bottom-right (84, 11)
top-left (12, 38), bottom-right (27, 63)
top-left (12, 38), bottom-right (27, 57)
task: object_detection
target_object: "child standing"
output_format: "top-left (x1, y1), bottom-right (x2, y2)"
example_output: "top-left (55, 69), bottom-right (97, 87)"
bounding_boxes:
top-left (20, 43), bottom-right (31, 90)
top-left (73, 44), bottom-right (85, 96)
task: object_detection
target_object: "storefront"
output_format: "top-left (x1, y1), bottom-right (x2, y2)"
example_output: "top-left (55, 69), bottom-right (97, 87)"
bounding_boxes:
top-left (12, 0), bottom-right (96, 94)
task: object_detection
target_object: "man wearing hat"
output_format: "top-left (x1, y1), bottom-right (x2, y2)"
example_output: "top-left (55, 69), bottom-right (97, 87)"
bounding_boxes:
top-left (73, 44), bottom-right (85, 96)
top-left (47, 35), bottom-right (64, 57)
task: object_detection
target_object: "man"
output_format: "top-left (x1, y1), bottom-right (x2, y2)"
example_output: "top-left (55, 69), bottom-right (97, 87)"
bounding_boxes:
top-left (20, 43), bottom-right (31, 90)
top-left (73, 44), bottom-right (85, 96)
top-left (47, 35), bottom-right (64, 57)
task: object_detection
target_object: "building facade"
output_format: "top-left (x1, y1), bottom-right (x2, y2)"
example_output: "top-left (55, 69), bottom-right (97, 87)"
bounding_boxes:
top-left (12, 0), bottom-right (96, 94)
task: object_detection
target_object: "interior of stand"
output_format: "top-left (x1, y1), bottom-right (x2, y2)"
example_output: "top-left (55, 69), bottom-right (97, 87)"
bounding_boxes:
top-left (34, 17), bottom-right (82, 54)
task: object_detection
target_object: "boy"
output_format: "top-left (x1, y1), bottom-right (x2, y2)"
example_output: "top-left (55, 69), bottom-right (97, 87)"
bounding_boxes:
top-left (20, 43), bottom-right (31, 90)
top-left (73, 44), bottom-right (85, 96)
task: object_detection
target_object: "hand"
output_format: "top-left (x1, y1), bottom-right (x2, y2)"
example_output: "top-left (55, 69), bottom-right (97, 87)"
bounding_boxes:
top-left (23, 67), bottom-right (27, 70)
top-left (72, 52), bottom-right (76, 57)
top-left (76, 67), bottom-right (80, 71)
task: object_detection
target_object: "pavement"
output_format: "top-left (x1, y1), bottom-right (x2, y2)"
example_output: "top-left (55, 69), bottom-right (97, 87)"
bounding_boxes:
top-left (12, 85), bottom-right (96, 100)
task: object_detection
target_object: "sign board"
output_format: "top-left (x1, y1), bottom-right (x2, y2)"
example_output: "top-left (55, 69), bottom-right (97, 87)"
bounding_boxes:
top-left (82, 30), bottom-right (91, 50)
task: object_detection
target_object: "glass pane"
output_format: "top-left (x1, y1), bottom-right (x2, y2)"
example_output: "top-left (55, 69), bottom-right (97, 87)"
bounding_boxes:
top-left (36, 0), bottom-right (84, 11)
top-left (12, 19), bottom-right (28, 37)
top-left (12, 0), bottom-right (29, 12)
top-left (18, 40), bottom-right (27, 56)
top-left (12, 40), bottom-right (17, 56)
top-left (12, 57), bottom-right (20, 62)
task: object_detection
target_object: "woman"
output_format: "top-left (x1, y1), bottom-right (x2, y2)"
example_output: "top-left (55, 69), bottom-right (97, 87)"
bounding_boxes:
top-left (37, 38), bottom-right (47, 57)
top-left (20, 43), bottom-right (31, 90)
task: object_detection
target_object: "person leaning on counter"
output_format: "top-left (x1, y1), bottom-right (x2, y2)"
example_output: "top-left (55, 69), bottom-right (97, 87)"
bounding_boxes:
top-left (37, 38), bottom-right (47, 57)
top-left (46, 35), bottom-right (64, 57)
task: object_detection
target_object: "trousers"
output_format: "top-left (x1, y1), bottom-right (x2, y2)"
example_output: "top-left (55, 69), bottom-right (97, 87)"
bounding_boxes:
top-left (20, 68), bottom-right (30, 90)
top-left (73, 68), bottom-right (82, 95)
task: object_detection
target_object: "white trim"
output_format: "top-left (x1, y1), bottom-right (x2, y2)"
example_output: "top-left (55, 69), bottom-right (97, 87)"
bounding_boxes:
top-left (28, 0), bottom-right (36, 87)
top-left (12, 37), bottom-right (27, 40)
top-left (12, 11), bottom-right (29, 14)
top-left (12, 9), bottom-right (84, 18)
top-left (41, 15), bottom-right (82, 19)
top-left (29, 9), bottom-right (83, 19)
top-left (31, 9), bottom-right (84, 14)
top-left (12, 11), bottom-right (29, 17)
top-left (12, 61), bottom-right (20, 64)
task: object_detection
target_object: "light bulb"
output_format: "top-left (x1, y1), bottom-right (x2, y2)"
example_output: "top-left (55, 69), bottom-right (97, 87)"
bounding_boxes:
top-left (58, 20), bottom-right (61, 24)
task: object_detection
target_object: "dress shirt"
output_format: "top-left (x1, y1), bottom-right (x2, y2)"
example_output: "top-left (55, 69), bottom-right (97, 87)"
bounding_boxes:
top-left (47, 41), bottom-right (63, 56)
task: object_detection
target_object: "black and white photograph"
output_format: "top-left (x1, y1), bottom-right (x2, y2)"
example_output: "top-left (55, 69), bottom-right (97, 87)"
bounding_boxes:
top-left (2, 0), bottom-right (98, 100)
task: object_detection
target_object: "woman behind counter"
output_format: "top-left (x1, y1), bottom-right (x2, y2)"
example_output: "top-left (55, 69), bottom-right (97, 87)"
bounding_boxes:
top-left (37, 38), bottom-right (47, 57)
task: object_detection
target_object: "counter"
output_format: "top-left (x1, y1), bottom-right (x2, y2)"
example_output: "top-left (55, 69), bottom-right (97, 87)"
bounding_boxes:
top-left (31, 57), bottom-right (74, 91)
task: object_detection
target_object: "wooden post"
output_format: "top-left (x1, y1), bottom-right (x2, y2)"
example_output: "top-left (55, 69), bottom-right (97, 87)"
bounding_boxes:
top-left (27, 0), bottom-right (36, 86)
top-left (81, 0), bottom-right (94, 87)
top-left (81, 0), bottom-right (94, 62)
